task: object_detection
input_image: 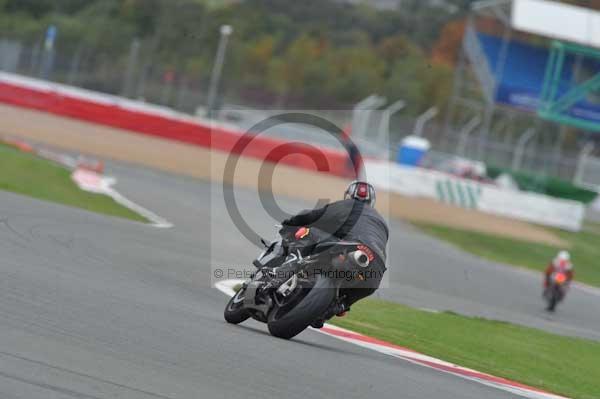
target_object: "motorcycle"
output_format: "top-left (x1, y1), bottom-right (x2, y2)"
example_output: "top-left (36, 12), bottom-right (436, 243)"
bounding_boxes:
top-left (223, 226), bottom-right (373, 339)
top-left (544, 271), bottom-right (568, 312)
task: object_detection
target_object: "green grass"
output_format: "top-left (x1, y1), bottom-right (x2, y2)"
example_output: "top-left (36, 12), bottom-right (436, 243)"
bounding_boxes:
top-left (414, 223), bottom-right (600, 288)
top-left (0, 143), bottom-right (147, 222)
top-left (583, 220), bottom-right (600, 235)
top-left (331, 299), bottom-right (600, 399)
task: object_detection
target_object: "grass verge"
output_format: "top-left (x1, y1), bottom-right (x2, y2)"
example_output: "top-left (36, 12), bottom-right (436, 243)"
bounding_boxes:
top-left (0, 143), bottom-right (147, 222)
top-left (414, 222), bottom-right (600, 288)
top-left (331, 299), bottom-right (600, 399)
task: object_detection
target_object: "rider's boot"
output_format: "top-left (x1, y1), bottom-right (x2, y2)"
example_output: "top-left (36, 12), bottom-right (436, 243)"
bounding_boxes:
top-left (310, 302), bottom-right (349, 329)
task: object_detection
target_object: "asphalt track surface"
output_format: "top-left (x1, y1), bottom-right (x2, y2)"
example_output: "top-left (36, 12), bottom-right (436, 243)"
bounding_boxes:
top-left (109, 162), bottom-right (600, 341)
top-left (0, 161), bottom-right (598, 399)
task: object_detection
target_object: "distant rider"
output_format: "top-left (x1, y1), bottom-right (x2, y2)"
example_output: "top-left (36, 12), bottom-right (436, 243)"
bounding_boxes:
top-left (280, 181), bottom-right (388, 327)
top-left (544, 250), bottom-right (574, 289)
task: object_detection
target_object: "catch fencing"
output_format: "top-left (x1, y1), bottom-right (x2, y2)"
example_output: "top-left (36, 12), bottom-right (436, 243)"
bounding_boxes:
top-left (0, 37), bottom-right (590, 186)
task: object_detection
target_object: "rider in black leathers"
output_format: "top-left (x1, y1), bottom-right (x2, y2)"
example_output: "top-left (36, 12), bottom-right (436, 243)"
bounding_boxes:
top-left (280, 181), bottom-right (388, 324)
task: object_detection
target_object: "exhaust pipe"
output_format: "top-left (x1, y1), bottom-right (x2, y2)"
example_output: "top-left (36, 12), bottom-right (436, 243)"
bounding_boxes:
top-left (351, 250), bottom-right (370, 268)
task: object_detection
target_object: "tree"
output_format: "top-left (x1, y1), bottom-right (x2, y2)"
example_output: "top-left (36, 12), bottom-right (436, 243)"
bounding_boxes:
top-left (328, 46), bottom-right (385, 104)
top-left (0, 0), bottom-right (460, 110)
top-left (431, 19), bottom-right (465, 66)
top-left (240, 35), bottom-right (277, 87)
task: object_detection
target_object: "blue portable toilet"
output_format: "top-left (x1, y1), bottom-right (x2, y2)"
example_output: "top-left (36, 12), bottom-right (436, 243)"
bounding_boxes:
top-left (397, 136), bottom-right (430, 166)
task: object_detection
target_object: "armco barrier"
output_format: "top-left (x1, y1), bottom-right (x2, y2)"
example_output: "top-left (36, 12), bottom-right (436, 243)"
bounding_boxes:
top-left (0, 72), bottom-right (350, 177)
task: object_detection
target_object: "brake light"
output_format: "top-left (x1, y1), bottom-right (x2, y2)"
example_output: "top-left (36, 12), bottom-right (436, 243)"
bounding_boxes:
top-left (294, 227), bottom-right (310, 240)
top-left (357, 183), bottom-right (368, 198)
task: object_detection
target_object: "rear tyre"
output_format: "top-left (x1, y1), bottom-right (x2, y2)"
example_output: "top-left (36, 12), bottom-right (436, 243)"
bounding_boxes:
top-left (224, 287), bottom-right (251, 324)
top-left (267, 277), bottom-right (336, 340)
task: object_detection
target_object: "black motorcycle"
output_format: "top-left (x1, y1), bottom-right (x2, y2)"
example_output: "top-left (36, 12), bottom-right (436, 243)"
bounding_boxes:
top-left (223, 226), bottom-right (372, 339)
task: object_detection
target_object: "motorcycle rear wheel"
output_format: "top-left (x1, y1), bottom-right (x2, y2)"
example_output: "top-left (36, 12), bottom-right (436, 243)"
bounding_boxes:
top-left (267, 277), bottom-right (336, 340)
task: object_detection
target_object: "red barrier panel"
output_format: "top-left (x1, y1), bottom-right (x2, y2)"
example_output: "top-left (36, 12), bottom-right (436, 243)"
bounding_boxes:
top-left (0, 79), bottom-right (350, 177)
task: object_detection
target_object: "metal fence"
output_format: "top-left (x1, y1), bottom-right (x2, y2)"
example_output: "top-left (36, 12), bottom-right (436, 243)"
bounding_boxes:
top-left (0, 37), bottom-right (592, 184)
top-left (575, 144), bottom-right (600, 190)
top-left (1, 38), bottom-right (209, 114)
top-left (431, 128), bottom-right (582, 181)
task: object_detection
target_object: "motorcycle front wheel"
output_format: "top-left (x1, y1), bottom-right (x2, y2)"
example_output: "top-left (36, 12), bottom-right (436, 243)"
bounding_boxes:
top-left (267, 276), bottom-right (336, 340)
top-left (224, 286), bottom-right (251, 324)
top-left (546, 286), bottom-right (560, 312)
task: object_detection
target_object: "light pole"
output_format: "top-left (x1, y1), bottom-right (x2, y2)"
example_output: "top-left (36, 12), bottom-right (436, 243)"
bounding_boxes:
top-left (352, 95), bottom-right (378, 135)
top-left (413, 106), bottom-right (438, 137)
top-left (377, 99), bottom-right (405, 146)
top-left (122, 38), bottom-right (140, 97)
top-left (40, 24), bottom-right (57, 80)
top-left (206, 24), bottom-right (233, 119)
top-left (574, 142), bottom-right (595, 187)
top-left (351, 94), bottom-right (386, 138)
top-left (456, 116), bottom-right (481, 157)
top-left (511, 127), bottom-right (536, 171)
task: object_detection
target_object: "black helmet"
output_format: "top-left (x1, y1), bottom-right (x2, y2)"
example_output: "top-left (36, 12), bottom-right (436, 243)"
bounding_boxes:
top-left (344, 180), bottom-right (376, 206)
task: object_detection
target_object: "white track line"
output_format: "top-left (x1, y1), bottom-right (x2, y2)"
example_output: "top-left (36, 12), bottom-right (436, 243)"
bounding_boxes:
top-left (104, 186), bottom-right (173, 228)
top-left (216, 279), bottom-right (570, 399)
top-left (71, 168), bottom-right (173, 228)
top-left (214, 280), bottom-right (239, 298)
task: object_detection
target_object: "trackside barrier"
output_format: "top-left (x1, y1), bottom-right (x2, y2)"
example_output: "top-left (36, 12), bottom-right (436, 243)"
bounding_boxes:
top-left (0, 72), bottom-right (350, 177)
top-left (364, 160), bottom-right (584, 231)
top-left (0, 72), bottom-right (584, 230)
